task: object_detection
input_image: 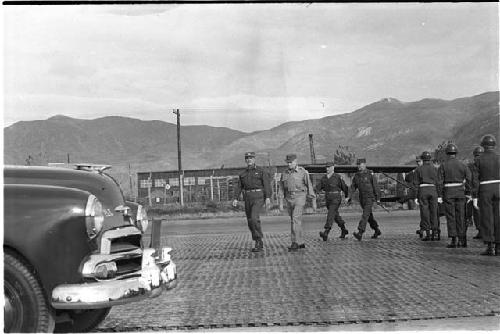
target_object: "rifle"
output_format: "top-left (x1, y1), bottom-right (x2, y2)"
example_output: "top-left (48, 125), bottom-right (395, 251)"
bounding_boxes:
top-left (376, 201), bottom-right (391, 213)
top-left (380, 171), bottom-right (416, 191)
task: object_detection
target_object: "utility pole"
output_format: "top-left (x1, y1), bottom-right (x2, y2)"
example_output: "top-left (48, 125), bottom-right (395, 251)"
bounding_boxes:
top-left (308, 134), bottom-right (316, 164)
top-left (67, 153), bottom-right (70, 164)
top-left (173, 109), bottom-right (184, 206)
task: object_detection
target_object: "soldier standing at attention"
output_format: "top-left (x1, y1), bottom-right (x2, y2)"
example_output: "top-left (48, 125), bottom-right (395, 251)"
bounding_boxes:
top-left (280, 154), bottom-right (316, 252)
top-left (438, 143), bottom-right (472, 248)
top-left (415, 151), bottom-right (441, 241)
top-left (472, 135), bottom-right (499, 256)
top-left (466, 146), bottom-right (484, 239)
top-left (233, 152), bottom-right (272, 253)
top-left (406, 155), bottom-right (424, 238)
top-left (317, 161), bottom-right (349, 241)
top-left (345, 158), bottom-right (382, 241)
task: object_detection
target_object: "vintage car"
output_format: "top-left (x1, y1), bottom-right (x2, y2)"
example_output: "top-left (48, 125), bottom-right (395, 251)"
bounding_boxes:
top-left (4, 165), bottom-right (177, 333)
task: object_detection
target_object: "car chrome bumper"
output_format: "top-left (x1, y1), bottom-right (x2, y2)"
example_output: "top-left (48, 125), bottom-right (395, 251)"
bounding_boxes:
top-left (51, 247), bottom-right (177, 309)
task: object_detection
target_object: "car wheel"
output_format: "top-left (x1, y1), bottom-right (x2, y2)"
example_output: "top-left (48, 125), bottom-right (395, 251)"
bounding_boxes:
top-left (55, 308), bottom-right (111, 333)
top-left (4, 251), bottom-right (55, 333)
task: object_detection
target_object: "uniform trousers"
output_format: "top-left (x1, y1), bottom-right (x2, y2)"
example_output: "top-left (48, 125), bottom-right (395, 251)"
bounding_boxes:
top-left (418, 186), bottom-right (439, 231)
top-left (357, 196), bottom-right (379, 233)
top-left (478, 183), bottom-right (500, 243)
top-left (444, 197), bottom-right (466, 238)
top-left (244, 192), bottom-right (264, 241)
top-left (324, 193), bottom-right (346, 230)
top-left (286, 194), bottom-right (306, 245)
top-left (465, 200), bottom-right (481, 231)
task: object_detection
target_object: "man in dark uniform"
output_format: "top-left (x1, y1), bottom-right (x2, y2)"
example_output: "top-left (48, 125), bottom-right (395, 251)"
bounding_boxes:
top-left (317, 161), bottom-right (349, 241)
top-left (233, 151), bottom-right (272, 252)
top-left (345, 158), bottom-right (382, 241)
top-left (472, 135), bottom-right (500, 256)
top-left (406, 155), bottom-right (424, 238)
top-left (438, 143), bottom-right (472, 248)
top-left (415, 151), bottom-right (441, 241)
top-left (466, 146), bottom-right (484, 239)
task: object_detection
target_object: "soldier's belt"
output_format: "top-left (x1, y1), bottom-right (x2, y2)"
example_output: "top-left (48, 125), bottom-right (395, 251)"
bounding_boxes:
top-left (444, 183), bottom-right (464, 187)
top-left (419, 184), bottom-right (435, 187)
top-left (326, 191), bottom-right (341, 194)
top-left (244, 189), bottom-right (262, 193)
top-left (480, 180), bottom-right (500, 185)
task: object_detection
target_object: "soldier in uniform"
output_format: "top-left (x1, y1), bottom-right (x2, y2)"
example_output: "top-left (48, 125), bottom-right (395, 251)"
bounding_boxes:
top-left (414, 151), bottom-right (441, 241)
top-left (233, 152), bottom-right (272, 252)
top-left (316, 161), bottom-right (349, 241)
top-left (345, 158), bottom-right (382, 241)
top-left (466, 146), bottom-right (484, 239)
top-left (405, 155), bottom-right (425, 238)
top-left (438, 143), bottom-right (472, 248)
top-left (280, 154), bottom-right (316, 252)
top-left (472, 135), bottom-right (499, 256)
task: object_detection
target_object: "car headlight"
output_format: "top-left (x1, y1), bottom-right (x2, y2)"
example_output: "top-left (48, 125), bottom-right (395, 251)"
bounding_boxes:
top-left (135, 204), bottom-right (149, 233)
top-left (85, 194), bottom-right (104, 239)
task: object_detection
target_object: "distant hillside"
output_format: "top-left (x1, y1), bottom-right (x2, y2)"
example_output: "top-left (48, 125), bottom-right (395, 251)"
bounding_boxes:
top-left (4, 91), bottom-right (498, 196)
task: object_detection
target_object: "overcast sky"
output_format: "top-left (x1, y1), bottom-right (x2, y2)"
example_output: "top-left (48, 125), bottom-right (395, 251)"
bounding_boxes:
top-left (3, 3), bottom-right (499, 132)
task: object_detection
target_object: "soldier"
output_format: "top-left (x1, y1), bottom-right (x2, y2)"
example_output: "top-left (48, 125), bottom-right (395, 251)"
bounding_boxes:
top-left (472, 135), bottom-right (499, 256)
top-left (466, 146), bottom-right (484, 239)
top-left (232, 151), bottom-right (272, 252)
top-left (280, 154), bottom-right (316, 252)
top-left (345, 158), bottom-right (382, 241)
top-left (414, 151), bottom-right (441, 241)
top-left (317, 161), bottom-right (349, 241)
top-left (406, 155), bottom-right (424, 238)
top-left (438, 143), bottom-right (472, 248)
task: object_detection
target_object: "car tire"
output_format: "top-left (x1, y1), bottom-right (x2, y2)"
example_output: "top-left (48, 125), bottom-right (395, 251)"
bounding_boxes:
top-left (54, 308), bottom-right (111, 333)
top-left (4, 251), bottom-right (55, 333)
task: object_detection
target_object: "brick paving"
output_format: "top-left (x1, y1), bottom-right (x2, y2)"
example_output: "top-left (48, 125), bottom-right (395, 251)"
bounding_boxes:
top-left (98, 213), bottom-right (500, 331)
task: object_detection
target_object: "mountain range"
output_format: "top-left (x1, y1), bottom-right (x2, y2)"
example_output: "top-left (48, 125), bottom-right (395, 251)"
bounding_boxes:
top-left (4, 91), bottom-right (499, 194)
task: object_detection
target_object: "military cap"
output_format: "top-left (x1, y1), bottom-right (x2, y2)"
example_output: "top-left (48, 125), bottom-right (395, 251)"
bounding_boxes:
top-left (244, 152), bottom-right (256, 158)
top-left (325, 161), bottom-right (335, 167)
top-left (356, 158), bottom-right (366, 165)
top-left (473, 146), bottom-right (484, 157)
top-left (285, 153), bottom-right (297, 162)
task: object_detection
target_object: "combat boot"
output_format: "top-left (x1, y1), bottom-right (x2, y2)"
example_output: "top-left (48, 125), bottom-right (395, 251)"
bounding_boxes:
top-left (422, 230), bottom-right (431, 241)
top-left (446, 237), bottom-right (457, 248)
top-left (340, 228), bottom-right (349, 239)
top-left (319, 229), bottom-right (330, 242)
top-left (371, 228), bottom-right (381, 239)
top-left (458, 237), bottom-right (467, 248)
top-left (353, 230), bottom-right (363, 241)
top-left (251, 239), bottom-right (263, 252)
top-left (288, 242), bottom-right (299, 252)
top-left (480, 242), bottom-right (494, 256)
top-left (435, 229), bottom-right (441, 241)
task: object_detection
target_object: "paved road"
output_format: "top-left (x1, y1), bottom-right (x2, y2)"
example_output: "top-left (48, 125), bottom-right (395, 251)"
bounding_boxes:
top-left (98, 211), bottom-right (500, 331)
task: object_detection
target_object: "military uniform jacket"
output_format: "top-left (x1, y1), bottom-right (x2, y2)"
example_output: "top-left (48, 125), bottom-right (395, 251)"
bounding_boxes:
top-left (472, 149), bottom-right (500, 197)
top-left (280, 166), bottom-right (315, 198)
top-left (351, 169), bottom-right (380, 200)
top-left (438, 157), bottom-right (471, 198)
top-left (317, 173), bottom-right (348, 198)
top-left (415, 163), bottom-right (441, 196)
top-left (404, 169), bottom-right (418, 199)
top-left (234, 165), bottom-right (272, 200)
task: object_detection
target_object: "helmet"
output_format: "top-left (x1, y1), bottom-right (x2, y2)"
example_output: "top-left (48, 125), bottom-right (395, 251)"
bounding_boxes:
top-left (445, 143), bottom-right (458, 155)
top-left (420, 151), bottom-right (432, 161)
top-left (472, 146), bottom-right (484, 157)
top-left (480, 134), bottom-right (496, 148)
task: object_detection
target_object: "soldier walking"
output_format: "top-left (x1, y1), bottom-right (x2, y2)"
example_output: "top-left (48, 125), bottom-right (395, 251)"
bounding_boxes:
top-left (280, 154), bottom-right (316, 252)
top-left (415, 151), bottom-right (441, 241)
top-left (233, 152), bottom-right (272, 252)
top-left (466, 146), bottom-right (484, 239)
top-left (438, 143), bottom-right (472, 248)
top-left (472, 135), bottom-right (499, 256)
top-left (317, 161), bottom-right (349, 241)
top-left (345, 158), bottom-right (382, 241)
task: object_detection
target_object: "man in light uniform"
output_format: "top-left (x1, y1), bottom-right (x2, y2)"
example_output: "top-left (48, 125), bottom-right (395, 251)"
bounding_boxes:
top-left (280, 154), bottom-right (316, 252)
